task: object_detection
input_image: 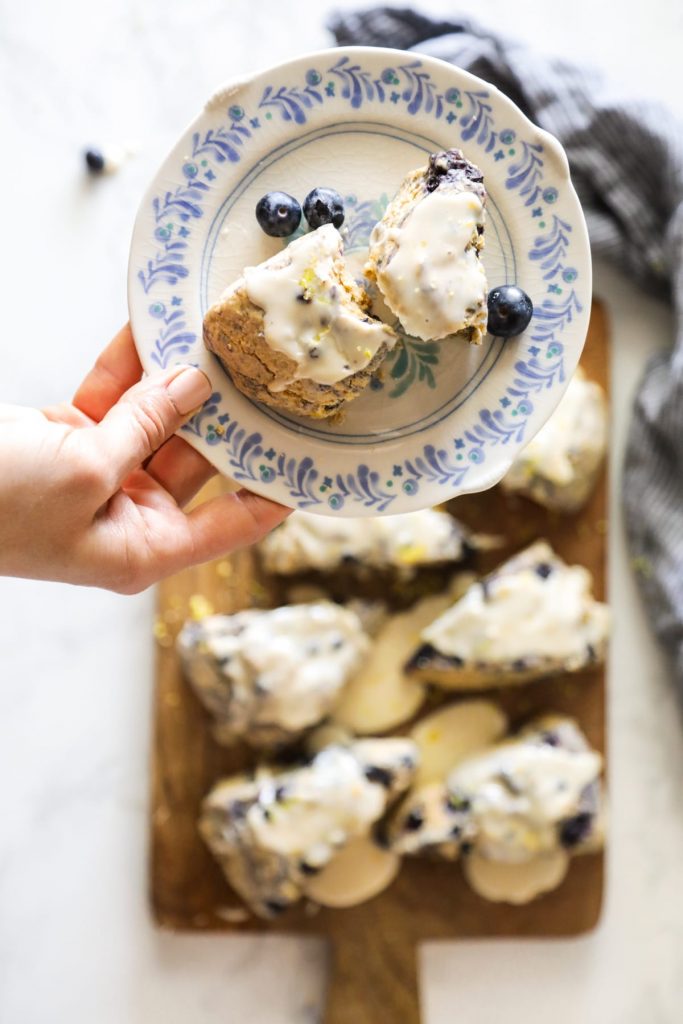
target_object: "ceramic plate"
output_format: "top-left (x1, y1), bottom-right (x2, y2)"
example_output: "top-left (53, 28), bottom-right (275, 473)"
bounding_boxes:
top-left (128, 46), bottom-right (590, 516)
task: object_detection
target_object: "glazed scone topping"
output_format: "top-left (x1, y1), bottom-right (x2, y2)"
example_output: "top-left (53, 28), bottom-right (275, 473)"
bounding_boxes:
top-left (367, 149), bottom-right (488, 343)
top-left (388, 716), bottom-right (603, 871)
top-left (375, 188), bottom-right (486, 341)
top-left (178, 602), bottom-right (369, 747)
top-left (259, 508), bottom-right (476, 577)
top-left (200, 738), bottom-right (417, 917)
top-left (447, 726), bottom-right (602, 862)
top-left (243, 223), bottom-right (396, 388)
top-left (416, 540), bottom-right (609, 670)
top-left (502, 368), bottom-right (608, 511)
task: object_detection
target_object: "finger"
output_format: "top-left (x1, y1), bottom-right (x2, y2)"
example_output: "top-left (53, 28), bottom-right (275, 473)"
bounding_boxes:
top-left (182, 489), bottom-right (291, 567)
top-left (73, 324), bottom-right (143, 422)
top-left (145, 435), bottom-right (217, 507)
top-left (42, 402), bottom-right (94, 428)
top-left (80, 364), bottom-right (212, 489)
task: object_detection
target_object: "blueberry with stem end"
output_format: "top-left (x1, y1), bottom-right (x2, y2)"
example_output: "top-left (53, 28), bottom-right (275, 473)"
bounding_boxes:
top-left (255, 191), bottom-right (302, 237)
top-left (487, 285), bottom-right (534, 338)
top-left (303, 187), bottom-right (345, 229)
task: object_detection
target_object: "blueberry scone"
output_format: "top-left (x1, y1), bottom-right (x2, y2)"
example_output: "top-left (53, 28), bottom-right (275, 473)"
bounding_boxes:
top-left (365, 149), bottom-right (488, 343)
top-left (200, 738), bottom-right (417, 917)
top-left (406, 540), bottom-right (609, 688)
top-left (203, 224), bottom-right (397, 419)
top-left (388, 715), bottom-right (604, 903)
top-left (177, 602), bottom-right (369, 748)
top-left (259, 507), bottom-right (490, 580)
top-left (502, 368), bottom-right (608, 512)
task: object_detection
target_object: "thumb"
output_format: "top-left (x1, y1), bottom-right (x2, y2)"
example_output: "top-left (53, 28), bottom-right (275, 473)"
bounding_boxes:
top-left (88, 365), bottom-right (212, 486)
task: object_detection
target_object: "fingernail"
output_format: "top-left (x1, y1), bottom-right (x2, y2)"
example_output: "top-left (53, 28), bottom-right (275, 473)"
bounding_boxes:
top-left (166, 366), bottom-right (212, 415)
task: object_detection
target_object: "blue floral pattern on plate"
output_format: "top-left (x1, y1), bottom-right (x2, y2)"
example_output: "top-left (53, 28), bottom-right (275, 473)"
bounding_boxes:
top-left (128, 47), bottom-right (590, 515)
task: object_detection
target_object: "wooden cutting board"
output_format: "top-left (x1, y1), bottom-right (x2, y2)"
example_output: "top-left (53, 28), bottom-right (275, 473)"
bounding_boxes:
top-left (150, 302), bottom-right (609, 1024)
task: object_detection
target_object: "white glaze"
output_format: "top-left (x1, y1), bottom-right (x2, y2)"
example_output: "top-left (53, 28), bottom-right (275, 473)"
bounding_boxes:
top-left (503, 368), bottom-right (608, 491)
top-left (303, 837), bottom-right (400, 908)
top-left (332, 591), bottom-right (454, 734)
top-left (422, 553), bottom-right (609, 665)
top-left (463, 848), bottom-right (570, 903)
top-left (373, 190), bottom-right (487, 341)
top-left (179, 602), bottom-right (368, 739)
top-left (249, 746), bottom-right (387, 855)
top-left (448, 736), bottom-right (602, 862)
top-left (410, 700), bottom-right (509, 785)
top-left (260, 508), bottom-right (469, 576)
top-left (243, 224), bottom-right (395, 387)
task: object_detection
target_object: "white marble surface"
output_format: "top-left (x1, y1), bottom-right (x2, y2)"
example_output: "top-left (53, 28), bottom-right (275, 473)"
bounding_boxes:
top-left (1, 1), bottom-right (683, 1021)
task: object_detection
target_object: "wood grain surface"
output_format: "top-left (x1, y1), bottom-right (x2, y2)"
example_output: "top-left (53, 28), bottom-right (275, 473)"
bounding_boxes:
top-left (150, 302), bottom-right (609, 1024)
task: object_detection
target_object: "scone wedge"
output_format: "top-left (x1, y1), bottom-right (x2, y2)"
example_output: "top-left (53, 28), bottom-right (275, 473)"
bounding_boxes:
top-left (365, 148), bottom-right (488, 343)
top-left (502, 368), bottom-right (608, 512)
top-left (204, 224), bottom-right (397, 419)
top-left (405, 540), bottom-right (609, 688)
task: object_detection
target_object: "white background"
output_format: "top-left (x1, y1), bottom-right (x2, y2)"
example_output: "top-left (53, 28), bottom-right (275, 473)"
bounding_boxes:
top-left (1, 1), bottom-right (683, 1021)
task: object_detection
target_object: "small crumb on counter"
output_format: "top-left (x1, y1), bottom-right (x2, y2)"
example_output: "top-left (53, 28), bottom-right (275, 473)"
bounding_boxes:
top-left (189, 594), bottom-right (214, 620)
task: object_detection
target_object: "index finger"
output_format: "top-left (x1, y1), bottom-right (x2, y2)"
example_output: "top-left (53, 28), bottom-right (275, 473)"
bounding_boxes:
top-left (73, 323), bottom-right (143, 422)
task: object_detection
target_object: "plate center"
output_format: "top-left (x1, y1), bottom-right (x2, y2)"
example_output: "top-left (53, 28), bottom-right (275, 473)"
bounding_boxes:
top-left (203, 125), bottom-right (514, 445)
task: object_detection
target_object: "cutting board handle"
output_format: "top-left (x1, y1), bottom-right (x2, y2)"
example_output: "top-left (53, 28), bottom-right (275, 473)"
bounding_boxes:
top-left (324, 935), bottom-right (420, 1024)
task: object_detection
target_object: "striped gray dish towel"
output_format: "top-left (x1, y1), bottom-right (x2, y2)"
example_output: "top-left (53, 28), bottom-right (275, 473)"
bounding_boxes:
top-left (331, 8), bottom-right (683, 699)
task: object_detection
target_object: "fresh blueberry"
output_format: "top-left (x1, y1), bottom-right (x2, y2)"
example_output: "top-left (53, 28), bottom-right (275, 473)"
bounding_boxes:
top-left (487, 285), bottom-right (534, 338)
top-left (364, 765), bottom-right (394, 788)
top-left (255, 191), bottom-right (302, 237)
top-left (303, 187), bottom-right (345, 229)
top-left (404, 809), bottom-right (424, 831)
top-left (559, 812), bottom-right (593, 849)
top-left (85, 148), bottom-right (106, 174)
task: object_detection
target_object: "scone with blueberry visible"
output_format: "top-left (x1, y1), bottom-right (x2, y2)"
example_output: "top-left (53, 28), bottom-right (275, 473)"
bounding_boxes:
top-left (388, 715), bottom-right (604, 903)
top-left (203, 224), bottom-right (397, 420)
top-left (259, 507), bottom-right (492, 581)
top-left (405, 540), bottom-right (609, 688)
top-left (200, 737), bottom-right (417, 918)
top-left (502, 368), bottom-right (608, 512)
top-left (177, 602), bottom-right (369, 749)
top-left (365, 148), bottom-right (488, 344)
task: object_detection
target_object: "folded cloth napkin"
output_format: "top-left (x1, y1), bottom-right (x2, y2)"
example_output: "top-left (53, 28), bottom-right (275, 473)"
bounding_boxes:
top-left (331, 8), bottom-right (683, 697)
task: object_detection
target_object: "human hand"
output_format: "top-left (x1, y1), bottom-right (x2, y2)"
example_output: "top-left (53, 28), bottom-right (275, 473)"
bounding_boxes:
top-left (0, 325), bottom-right (290, 592)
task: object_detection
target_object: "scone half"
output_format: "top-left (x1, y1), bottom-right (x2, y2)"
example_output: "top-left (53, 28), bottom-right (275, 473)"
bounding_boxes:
top-left (204, 224), bottom-right (397, 420)
top-left (405, 540), bottom-right (610, 689)
top-left (365, 148), bottom-right (488, 344)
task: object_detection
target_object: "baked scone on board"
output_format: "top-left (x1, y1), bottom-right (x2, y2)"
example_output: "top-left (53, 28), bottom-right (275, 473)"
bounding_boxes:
top-left (177, 602), bottom-right (369, 749)
top-left (204, 223), bottom-right (397, 419)
top-left (388, 715), bottom-right (604, 903)
top-left (502, 368), bottom-right (608, 512)
top-left (405, 540), bottom-right (610, 688)
top-left (259, 507), bottom-right (495, 579)
top-left (199, 738), bottom-right (417, 918)
top-left (365, 148), bottom-right (488, 343)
